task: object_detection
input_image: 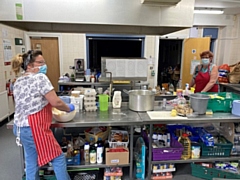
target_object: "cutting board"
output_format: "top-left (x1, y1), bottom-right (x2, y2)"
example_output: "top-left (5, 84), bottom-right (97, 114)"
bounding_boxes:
top-left (147, 111), bottom-right (188, 120)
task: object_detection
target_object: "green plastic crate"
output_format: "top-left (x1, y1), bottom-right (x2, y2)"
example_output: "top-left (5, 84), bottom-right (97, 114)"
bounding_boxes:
top-left (201, 136), bottom-right (233, 157)
top-left (191, 163), bottom-right (240, 180)
top-left (202, 92), bottom-right (240, 112)
top-left (22, 175), bottom-right (56, 180)
top-left (44, 175), bottom-right (57, 180)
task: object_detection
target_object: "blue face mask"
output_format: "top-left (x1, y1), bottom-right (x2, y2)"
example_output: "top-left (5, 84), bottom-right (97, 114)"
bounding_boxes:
top-left (201, 58), bottom-right (210, 65)
top-left (38, 64), bottom-right (47, 74)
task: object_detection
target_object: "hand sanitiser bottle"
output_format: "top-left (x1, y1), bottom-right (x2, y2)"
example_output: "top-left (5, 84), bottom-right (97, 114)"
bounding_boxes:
top-left (112, 91), bottom-right (122, 108)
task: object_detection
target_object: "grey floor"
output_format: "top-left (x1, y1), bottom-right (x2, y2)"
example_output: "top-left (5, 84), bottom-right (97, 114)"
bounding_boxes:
top-left (0, 119), bottom-right (203, 180)
top-left (0, 119), bottom-right (22, 180)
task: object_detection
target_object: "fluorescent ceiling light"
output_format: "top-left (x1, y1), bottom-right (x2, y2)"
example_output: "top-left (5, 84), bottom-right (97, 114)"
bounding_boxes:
top-left (194, 9), bottom-right (224, 14)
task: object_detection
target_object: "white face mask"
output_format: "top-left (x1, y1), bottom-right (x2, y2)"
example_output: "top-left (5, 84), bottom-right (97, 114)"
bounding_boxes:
top-left (201, 58), bottom-right (210, 65)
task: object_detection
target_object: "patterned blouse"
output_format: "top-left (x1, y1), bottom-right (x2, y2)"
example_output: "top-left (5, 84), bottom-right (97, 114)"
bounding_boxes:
top-left (13, 73), bottom-right (53, 127)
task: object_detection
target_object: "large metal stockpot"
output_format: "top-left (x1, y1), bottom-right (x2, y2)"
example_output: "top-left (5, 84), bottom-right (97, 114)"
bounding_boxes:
top-left (127, 90), bottom-right (155, 111)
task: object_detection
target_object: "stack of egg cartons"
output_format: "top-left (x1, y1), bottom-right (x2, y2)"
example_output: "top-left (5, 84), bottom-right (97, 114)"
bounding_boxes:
top-left (84, 89), bottom-right (97, 112)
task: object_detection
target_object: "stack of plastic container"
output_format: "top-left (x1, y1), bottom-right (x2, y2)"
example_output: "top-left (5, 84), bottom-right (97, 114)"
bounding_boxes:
top-left (84, 89), bottom-right (97, 112)
top-left (70, 91), bottom-right (84, 112)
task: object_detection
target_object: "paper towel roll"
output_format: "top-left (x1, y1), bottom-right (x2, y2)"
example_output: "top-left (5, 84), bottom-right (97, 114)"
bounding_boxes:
top-left (232, 100), bottom-right (240, 116)
top-left (59, 96), bottom-right (70, 104)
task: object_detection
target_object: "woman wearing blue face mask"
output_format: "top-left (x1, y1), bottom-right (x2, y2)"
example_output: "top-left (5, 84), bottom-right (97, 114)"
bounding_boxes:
top-left (11, 50), bottom-right (74, 180)
top-left (189, 50), bottom-right (219, 93)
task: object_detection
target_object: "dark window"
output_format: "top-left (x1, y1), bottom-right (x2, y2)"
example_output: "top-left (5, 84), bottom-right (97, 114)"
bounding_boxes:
top-left (86, 34), bottom-right (145, 71)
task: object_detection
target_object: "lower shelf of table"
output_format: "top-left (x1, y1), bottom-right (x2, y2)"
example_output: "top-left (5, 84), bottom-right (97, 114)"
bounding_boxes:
top-left (67, 162), bottom-right (130, 169)
top-left (41, 163), bottom-right (130, 170)
top-left (151, 156), bottom-right (240, 164)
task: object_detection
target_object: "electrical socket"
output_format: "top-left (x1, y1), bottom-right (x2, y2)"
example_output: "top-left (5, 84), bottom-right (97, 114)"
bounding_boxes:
top-left (69, 66), bottom-right (75, 69)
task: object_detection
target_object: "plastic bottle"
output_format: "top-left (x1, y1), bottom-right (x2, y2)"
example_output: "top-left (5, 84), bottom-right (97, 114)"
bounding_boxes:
top-left (184, 83), bottom-right (189, 96)
top-left (112, 91), bottom-right (122, 108)
top-left (90, 143), bottom-right (97, 164)
top-left (97, 142), bottom-right (103, 164)
top-left (178, 133), bottom-right (191, 160)
top-left (84, 142), bottom-right (90, 164)
top-left (169, 83), bottom-right (174, 94)
top-left (177, 79), bottom-right (182, 89)
top-left (161, 87), bottom-right (165, 94)
top-left (97, 137), bottom-right (104, 147)
top-left (89, 137), bottom-right (94, 146)
top-left (152, 133), bottom-right (158, 143)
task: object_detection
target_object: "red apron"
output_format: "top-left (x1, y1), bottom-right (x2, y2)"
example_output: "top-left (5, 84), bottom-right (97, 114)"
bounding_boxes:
top-left (195, 66), bottom-right (218, 93)
top-left (28, 104), bottom-right (62, 167)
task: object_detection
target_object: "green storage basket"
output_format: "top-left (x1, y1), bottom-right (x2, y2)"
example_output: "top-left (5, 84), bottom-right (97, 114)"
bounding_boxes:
top-left (22, 175), bottom-right (56, 180)
top-left (201, 136), bottom-right (233, 157)
top-left (202, 92), bottom-right (240, 112)
top-left (191, 163), bottom-right (240, 180)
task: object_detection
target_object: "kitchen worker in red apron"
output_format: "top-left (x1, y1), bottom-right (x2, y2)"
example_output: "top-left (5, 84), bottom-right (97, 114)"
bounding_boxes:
top-left (189, 50), bottom-right (219, 93)
top-left (11, 50), bottom-right (74, 180)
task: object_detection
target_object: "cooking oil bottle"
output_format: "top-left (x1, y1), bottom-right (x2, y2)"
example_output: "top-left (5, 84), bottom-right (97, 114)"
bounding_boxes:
top-left (178, 133), bottom-right (191, 160)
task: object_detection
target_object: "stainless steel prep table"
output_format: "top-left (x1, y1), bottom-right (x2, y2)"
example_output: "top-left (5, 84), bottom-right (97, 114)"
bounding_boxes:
top-left (7, 106), bottom-right (141, 180)
top-left (7, 105), bottom-right (240, 179)
top-left (220, 83), bottom-right (240, 94)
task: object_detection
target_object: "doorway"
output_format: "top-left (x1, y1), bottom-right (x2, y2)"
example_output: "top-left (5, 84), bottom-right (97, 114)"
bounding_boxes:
top-left (158, 39), bottom-right (183, 88)
top-left (30, 37), bottom-right (60, 90)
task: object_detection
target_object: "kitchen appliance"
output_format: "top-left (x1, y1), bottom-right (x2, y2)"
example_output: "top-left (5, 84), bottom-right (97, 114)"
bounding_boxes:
top-left (124, 89), bottom-right (155, 111)
top-left (74, 59), bottom-right (85, 82)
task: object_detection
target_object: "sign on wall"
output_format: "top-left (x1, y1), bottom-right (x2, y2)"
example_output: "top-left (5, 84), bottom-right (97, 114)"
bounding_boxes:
top-left (3, 39), bottom-right (13, 66)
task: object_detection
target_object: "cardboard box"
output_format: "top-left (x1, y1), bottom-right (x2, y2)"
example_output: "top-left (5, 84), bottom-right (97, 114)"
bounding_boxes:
top-left (105, 148), bottom-right (129, 165)
top-left (221, 122), bottom-right (240, 155)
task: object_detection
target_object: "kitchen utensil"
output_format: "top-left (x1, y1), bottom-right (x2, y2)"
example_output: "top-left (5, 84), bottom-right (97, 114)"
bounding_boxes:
top-left (189, 93), bottom-right (210, 114)
top-left (124, 89), bottom-right (155, 111)
top-left (147, 111), bottom-right (187, 119)
top-left (52, 109), bottom-right (76, 122)
top-left (98, 94), bottom-right (109, 111)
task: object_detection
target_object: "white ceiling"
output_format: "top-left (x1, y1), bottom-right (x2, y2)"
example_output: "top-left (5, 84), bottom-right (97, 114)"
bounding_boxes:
top-left (194, 0), bottom-right (240, 14)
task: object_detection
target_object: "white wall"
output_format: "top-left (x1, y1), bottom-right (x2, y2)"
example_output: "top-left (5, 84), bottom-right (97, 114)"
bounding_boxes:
top-left (0, 0), bottom-right (194, 28)
top-left (2, 13), bottom-right (240, 90)
top-left (0, 24), bottom-right (24, 92)
top-left (61, 34), bottom-right (86, 75)
top-left (144, 36), bottom-right (157, 88)
top-left (215, 14), bottom-right (240, 66)
top-left (194, 14), bottom-right (235, 27)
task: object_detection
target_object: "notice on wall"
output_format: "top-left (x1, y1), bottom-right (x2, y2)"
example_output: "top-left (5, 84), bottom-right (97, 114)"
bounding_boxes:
top-left (190, 60), bottom-right (200, 75)
top-left (2, 28), bottom-right (8, 37)
top-left (3, 39), bottom-right (13, 66)
top-left (15, 3), bottom-right (23, 20)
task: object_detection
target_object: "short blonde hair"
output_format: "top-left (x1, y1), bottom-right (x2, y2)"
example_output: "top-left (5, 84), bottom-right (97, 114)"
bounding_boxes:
top-left (11, 54), bottom-right (23, 75)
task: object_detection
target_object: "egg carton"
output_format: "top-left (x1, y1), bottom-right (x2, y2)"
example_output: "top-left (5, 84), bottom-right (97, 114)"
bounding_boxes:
top-left (85, 106), bottom-right (97, 112)
top-left (84, 103), bottom-right (96, 107)
top-left (84, 101), bottom-right (96, 104)
top-left (84, 94), bottom-right (96, 98)
top-left (84, 97), bottom-right (96, 102)
top-left (84, 89), bottom-right (97, 95)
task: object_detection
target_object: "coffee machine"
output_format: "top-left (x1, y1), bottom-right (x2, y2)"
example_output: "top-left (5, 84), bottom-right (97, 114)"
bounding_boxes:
top-left (74, 59), bottom-right (85, 82)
